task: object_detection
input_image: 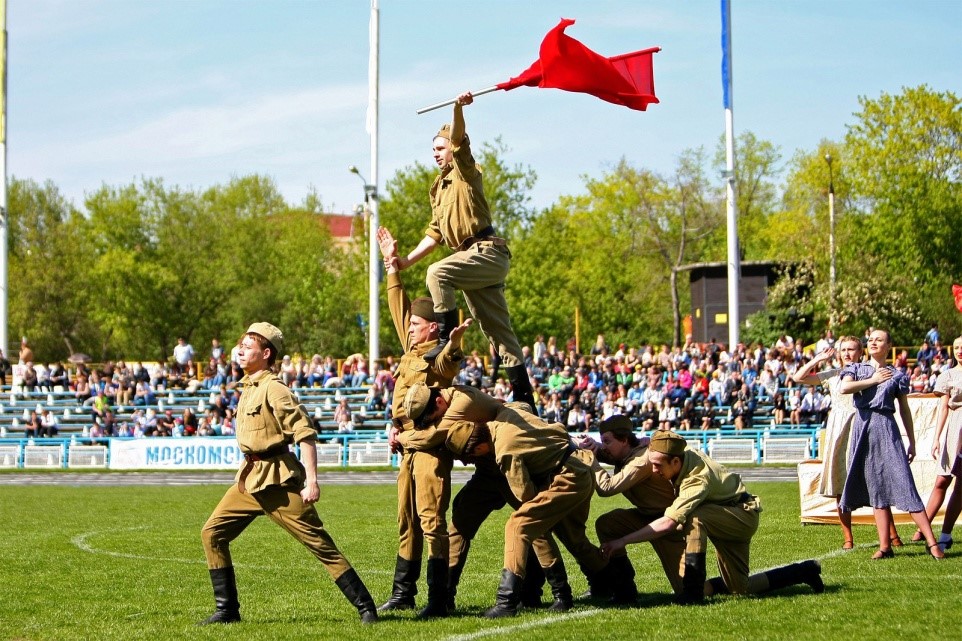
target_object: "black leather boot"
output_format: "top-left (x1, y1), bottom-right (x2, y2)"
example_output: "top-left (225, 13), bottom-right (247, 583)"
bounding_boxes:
top-left (763, 560), bottom-right (824, 594)
top-left (580, 563), bottom-right (614, 601)
top-left (377, 555), bottom-right (418, 611)
top-left (484, 569), bottom-right (524, 618)
top-left (707, 576), bottom-right (729, 596)
top-left (520, 550), bottom-right (546, 608)
top-left (335, 568), bottom-right (378, 624)
top-left (542, 562), bottom-right (573, 612)
top-left (505, 364), bottom-right (535, 410)
top-left (424, 310), bottom-right (459, 360)
top-left (198, 567), bottom-right (241, 625)
top-left (416, 558), bottom-right (450, 619)
top-left (606, 555), bottom-right (638, 605)
top-left (677, 553), bottom-right (707, 605)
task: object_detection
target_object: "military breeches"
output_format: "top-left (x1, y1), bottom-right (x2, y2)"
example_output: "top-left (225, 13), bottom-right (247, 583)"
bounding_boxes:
top-left (596, 507), bottom-right (686, 594)
top-left (425, 242), bottom-right (523, 368)
top-left (397, 449), bottom-right (453, 561)
top-left (449, 465), bottom-right (562, 575)
top-left (201, 483), bottom-right (352, 580)
top-left (503, 458), bottom-right (604, 577)
top-left (682, 502), bottom-right (760, 594)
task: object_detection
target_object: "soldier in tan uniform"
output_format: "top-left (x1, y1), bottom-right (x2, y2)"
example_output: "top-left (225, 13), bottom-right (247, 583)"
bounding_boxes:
top-left (408, 386), bottom-right (612, 618)
top-left (577, 415), bottom-right (683, 601)
top-left (387, 91), bottom-right (534, 409)
top-left (600, 431), bottom-right (824, 604)
top-left (402, 383), bottom-right (566, 612)
top-left (375, 228), bottom-right (469, 618)
top-left (199, 323), bottom-right (377, 624)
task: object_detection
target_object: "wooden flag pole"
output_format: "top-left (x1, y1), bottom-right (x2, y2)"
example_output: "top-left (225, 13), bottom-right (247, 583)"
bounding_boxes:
top-left (416, 86), bottom-right (500, 114)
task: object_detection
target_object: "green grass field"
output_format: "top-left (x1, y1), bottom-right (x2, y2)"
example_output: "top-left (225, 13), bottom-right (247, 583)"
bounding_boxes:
top-left (1, 478), bottom-right (957, 641)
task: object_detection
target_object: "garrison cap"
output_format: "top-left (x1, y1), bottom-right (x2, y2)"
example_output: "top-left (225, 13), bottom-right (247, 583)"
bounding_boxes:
top-left (649, 430), bottom-right (687, 457)
top-left (246, 322), bottom-right (283, 354)
top-left (403, 382), bottom-right (432, 424)
top-left (435, 123), bottom-right (452, 141)
top-left (599, 415), bottom-right (633, 439)
top-left (410, 297), bottom-right (436, 323)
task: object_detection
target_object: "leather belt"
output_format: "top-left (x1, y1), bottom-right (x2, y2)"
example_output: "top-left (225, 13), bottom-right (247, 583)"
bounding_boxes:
top-left (237, 444), bottom-right (291, 494)
top-left (455, 225), bottom-right (507, 252)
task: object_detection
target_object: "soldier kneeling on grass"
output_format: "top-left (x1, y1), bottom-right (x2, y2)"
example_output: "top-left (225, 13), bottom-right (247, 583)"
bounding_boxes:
top-left (599, 430), bottom-right (824, 603)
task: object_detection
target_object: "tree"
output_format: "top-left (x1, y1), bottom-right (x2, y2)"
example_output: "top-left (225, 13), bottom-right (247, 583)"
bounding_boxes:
top-left (843, 85), bottom-right (962, 338)
top-left (7, 178), bottom-right (96, 359)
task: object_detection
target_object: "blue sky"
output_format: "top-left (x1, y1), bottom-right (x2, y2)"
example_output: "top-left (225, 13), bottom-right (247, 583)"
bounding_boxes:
top-left (6, 0), bottom-right (961, 215)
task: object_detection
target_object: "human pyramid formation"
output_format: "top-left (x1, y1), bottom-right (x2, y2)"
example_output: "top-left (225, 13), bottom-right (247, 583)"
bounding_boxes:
top-left (195, 93), bottom-right (948, 626)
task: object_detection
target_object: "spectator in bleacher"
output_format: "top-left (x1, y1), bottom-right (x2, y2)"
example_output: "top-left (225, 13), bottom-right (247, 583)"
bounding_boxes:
top-left (772, 390), bottom-right (787, 425)
top-left (151, 360), bottom-right (170, 390)
top-left (698, 399), bottom-right (718, 430)
top-left (637, 400), bottom-right (658, 431)
top-left (182, 408), bottom-right (198, 437)
top-left (0, 349), bottom-right (10, 386)
top-left (916, 341), bottom-right (936, 372)
top-left (156, 409), bottom-right (176, 437)
top-left (728, 398), bottom-right (749, 430)
top-left (21, 362), bottom-right (38, 392)
top-left (25, 409), bottom-right (41, 437)
top-left (815, 330), bottom-right (836, 355)
top-left (305, 355), bottom-right (325, 388)
top-left (708, 371), bottom-right (724, 408)
top-left (334, 399), bottom-right (354, 435)
top-left (18, 337), bottom-right (34, 365)
top-left (90, 390), bottom-right (111, 423)
top-left (36, 363), bottom-right (52, 392)
top-left (73, 374), bottom-right (91, 404)
top-left (202, 358), bottom-right (226, 390)
top-left (909, 365), bottom-right (928, 394)
top-left (173, 337), bottom-right (194, 366)
top-left (102, 410), bottom-right (118, 437)
top-left (925, 323), bottom-right (941, 347)
top-left (799, 387), bottom-right (824, 426)
top-left (839, 328), bottom-right (944, 560)
top-left (47, 362), bottom-right (67, 391)
top-left (678, 399), bottom-right (697, 431)
top-left (658, 398), bottom-right (679, 431)
top-left (133, 379), bottom-right (155, 407)
top-left (210, 338), bottom-right (224, 362)
top-left (566, 402), bottom-right (589, 433)
top-left (221, 408), bottom-right (235, 436)
top-left (225, 362), bottom-right (243, 390)
top-left (787, 388), bottom-right (802, 426)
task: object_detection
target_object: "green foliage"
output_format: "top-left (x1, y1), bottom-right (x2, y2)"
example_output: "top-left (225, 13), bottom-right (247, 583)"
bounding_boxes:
top-left (741, 261), bottom-right (817, 347)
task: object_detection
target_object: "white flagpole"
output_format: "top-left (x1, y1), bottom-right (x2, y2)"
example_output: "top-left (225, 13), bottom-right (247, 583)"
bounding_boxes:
top-left (0, 0), bottom-right (8, 360)
top-left (722, 0), bottom-right (740, 350)
top-left (366, 0), bottom-right (380, 378)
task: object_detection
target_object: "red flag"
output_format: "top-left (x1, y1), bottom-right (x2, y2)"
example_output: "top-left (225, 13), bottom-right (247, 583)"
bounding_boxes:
top-left (953, 284), bottom-right (962, 312)
top-left (496, 18), bottom-right (660, 111)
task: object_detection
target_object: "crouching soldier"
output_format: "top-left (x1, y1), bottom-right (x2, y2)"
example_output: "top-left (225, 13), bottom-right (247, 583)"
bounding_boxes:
top-left (600, 430), bottom-right (824, 603)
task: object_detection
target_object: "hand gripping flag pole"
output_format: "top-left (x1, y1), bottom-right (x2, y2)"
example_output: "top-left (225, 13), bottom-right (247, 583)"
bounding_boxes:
top-left (417, 18), bottom-right (659, 114)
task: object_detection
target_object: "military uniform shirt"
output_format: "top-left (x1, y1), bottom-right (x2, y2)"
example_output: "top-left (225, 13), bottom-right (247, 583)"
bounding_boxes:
top-left (664, 448), bottom-right (752, 525)
top-left (426, 137), bottom-right (493, 249)
top-left (234, 369), bottom-right (317, 494)
top-left (591, 444), bottom-right (676, 513)
top-left (489, 405), bottom-right (578, 504)
top-left (386, 271), bottom-right (462, 445)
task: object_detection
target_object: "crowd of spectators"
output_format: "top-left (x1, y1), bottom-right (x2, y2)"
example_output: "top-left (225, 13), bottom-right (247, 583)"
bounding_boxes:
top-left (5, 324), bottom-right (957, 439)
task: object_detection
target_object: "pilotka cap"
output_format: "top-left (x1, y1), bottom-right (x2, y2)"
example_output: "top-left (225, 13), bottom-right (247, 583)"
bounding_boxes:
top-left (649, 430), bottom-right (688, 456)
top-left (246, 322), bottom-right (283, 354)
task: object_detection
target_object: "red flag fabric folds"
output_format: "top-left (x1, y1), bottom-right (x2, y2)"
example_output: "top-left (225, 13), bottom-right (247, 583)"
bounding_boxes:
top-left (953, 283), bottom-right (962, 313)
top-left (496, 18), bottom-right (660, 111)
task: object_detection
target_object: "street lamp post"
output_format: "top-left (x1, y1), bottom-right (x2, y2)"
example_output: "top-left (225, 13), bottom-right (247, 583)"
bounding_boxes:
top-left (349, 165), bottom-right (379, 378)
top-left (824, 153), bottom-right (836, 329)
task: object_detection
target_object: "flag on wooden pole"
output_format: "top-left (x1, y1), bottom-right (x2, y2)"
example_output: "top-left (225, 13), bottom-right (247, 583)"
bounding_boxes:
top-left (416, 18), bottom-right (659, 114)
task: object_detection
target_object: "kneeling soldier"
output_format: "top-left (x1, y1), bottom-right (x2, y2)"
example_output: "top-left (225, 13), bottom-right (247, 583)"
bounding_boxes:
top-left (600, 431), bottom-right (824, 603)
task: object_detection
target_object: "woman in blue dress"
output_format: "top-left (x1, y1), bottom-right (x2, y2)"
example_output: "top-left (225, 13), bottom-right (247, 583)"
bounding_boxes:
top-left (839, 328), bottom-right (944, 559)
